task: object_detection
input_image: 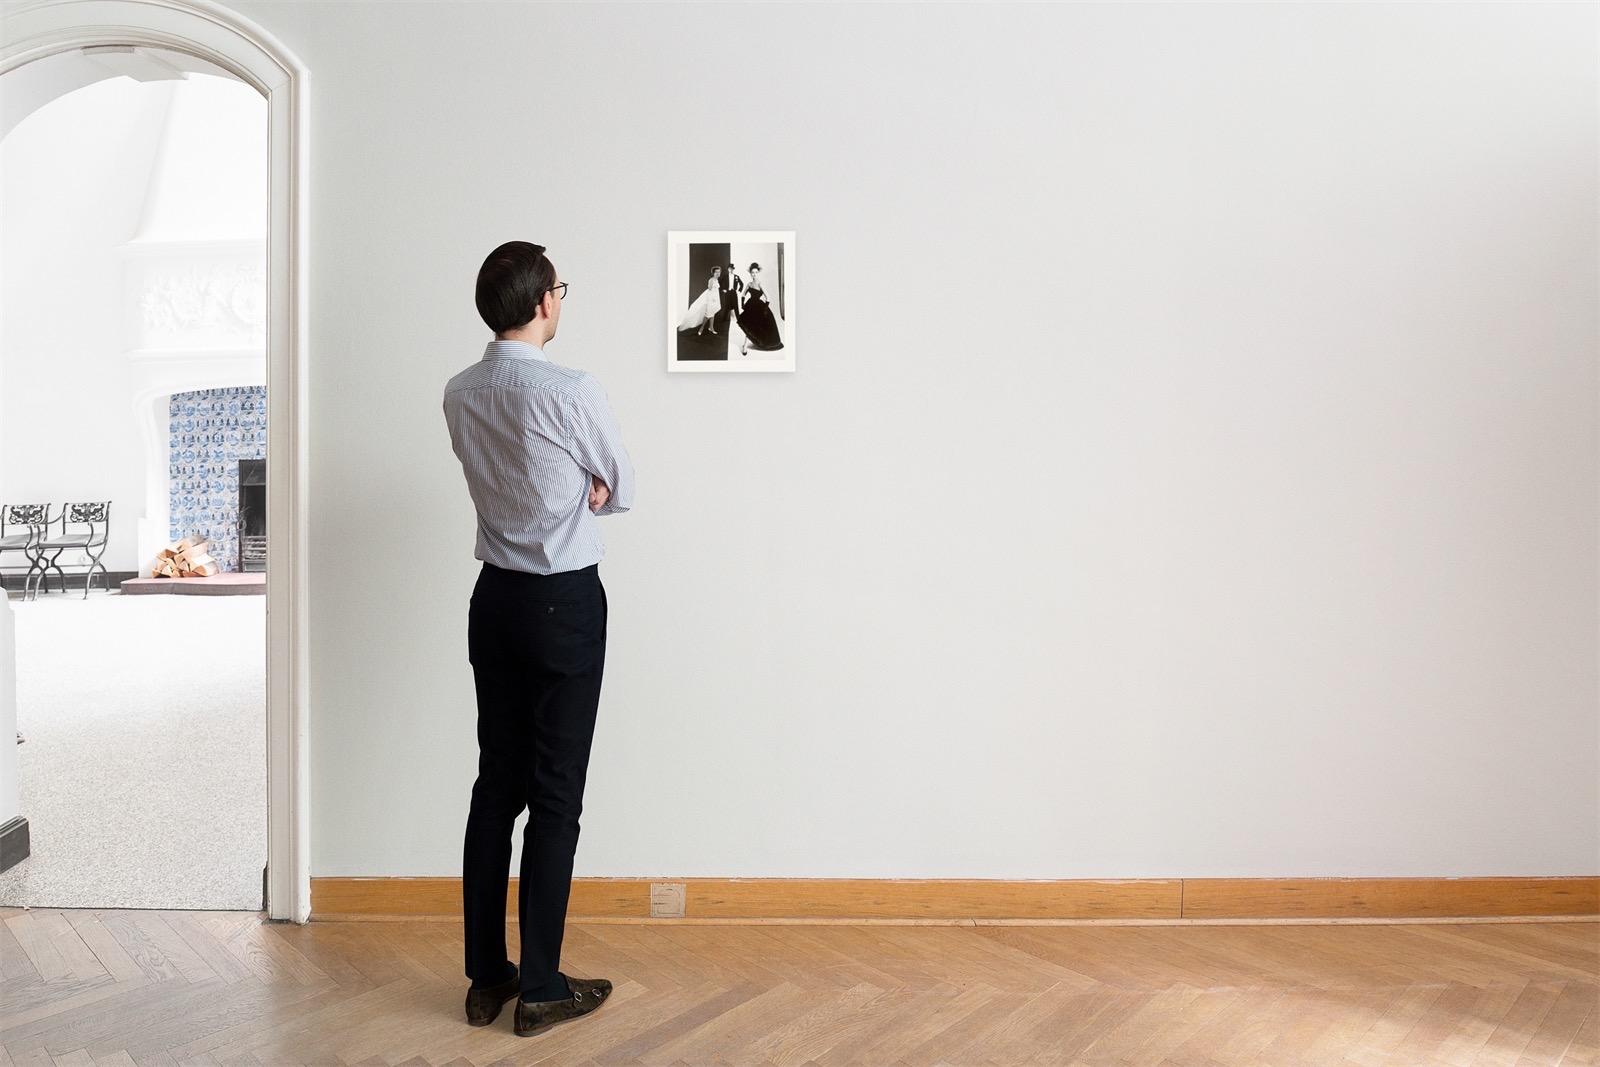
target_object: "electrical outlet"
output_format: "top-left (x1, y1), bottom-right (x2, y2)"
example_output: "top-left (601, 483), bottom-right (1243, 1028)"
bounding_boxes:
top-left (650, 882), bottom-right (686, 918)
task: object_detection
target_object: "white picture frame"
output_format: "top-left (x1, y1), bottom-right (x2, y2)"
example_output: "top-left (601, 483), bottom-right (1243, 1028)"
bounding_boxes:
top-left (667, 230), bottom-right (796, 373)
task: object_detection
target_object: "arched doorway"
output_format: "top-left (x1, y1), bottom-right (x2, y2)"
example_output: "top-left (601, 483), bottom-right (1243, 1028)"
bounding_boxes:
top-left (0, 0), bottom-right (310, 922)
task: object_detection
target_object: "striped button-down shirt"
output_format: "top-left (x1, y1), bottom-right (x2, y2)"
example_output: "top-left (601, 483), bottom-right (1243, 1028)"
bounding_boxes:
top-left (444, 340), bottom-right (634, 575)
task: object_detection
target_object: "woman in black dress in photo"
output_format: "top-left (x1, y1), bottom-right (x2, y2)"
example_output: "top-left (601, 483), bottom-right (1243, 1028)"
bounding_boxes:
top-left (736, 262), bottom-right (784, 355)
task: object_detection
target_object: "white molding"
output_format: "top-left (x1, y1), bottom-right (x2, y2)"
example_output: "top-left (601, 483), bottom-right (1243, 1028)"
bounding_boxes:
top-left (1, 0), bottom-right (311, 923)
top-left (126, 346), bottom-right (265, 365)
top-left (117, 236), bottom-right (265, 260)
top-left (137, 261), bottom-right (265, 340)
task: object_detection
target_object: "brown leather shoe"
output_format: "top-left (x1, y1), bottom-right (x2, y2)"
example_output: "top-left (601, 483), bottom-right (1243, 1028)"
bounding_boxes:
top-left (464, 968), bottom-right (519, 1027)
top-left (513, 974), bottom-right (613, 1037)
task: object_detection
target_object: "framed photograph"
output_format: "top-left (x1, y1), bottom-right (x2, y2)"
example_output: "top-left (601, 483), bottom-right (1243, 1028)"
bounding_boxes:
top-left (667, 230), bottom-right (796, 373)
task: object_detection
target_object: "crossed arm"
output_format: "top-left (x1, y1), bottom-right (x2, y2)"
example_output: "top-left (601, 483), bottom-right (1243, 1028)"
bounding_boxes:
top-left (569, 373), bottom-right (634, 517)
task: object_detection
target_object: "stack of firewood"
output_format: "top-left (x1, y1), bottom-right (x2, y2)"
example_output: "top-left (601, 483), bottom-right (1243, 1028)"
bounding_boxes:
top-left (151, 536), bottom-right (220, 578)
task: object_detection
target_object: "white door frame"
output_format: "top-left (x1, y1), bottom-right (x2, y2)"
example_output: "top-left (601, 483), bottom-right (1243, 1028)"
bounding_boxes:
top-left (0, 0), bottom-right (311, 922)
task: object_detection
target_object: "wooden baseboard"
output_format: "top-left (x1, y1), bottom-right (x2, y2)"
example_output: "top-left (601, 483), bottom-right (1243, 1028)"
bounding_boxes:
top-left (310, 876), bottom-right (1599, 922)
top-left (1180, 878), bottom-right (1598, 919)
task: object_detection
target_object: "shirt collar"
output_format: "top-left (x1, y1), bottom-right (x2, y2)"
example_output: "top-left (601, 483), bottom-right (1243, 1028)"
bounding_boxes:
top-left (484, 339), bottom-right (546, 362)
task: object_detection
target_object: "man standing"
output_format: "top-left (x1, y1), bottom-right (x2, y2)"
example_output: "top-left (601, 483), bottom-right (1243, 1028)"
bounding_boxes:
top-left (716, 262), bottom-right (735, 331)
top-left (443, 241), bottom-right (634, 1037)
top-left (723, 261), bottom-right (744, 328)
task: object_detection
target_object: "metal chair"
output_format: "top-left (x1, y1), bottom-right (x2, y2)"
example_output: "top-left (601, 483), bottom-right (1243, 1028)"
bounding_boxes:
top-left (31, 501), bottom-right (111, 599)
top-left (0, 504), bottom-right (49, 595)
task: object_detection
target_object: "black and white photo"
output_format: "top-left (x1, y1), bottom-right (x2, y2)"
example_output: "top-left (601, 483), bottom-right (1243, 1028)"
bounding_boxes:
top-left (667, 230), bottom-right (795, 373)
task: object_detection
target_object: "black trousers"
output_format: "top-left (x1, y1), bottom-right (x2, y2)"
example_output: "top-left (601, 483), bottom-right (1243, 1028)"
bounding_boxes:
top-left (463, 562), bottom-right (606, 1002)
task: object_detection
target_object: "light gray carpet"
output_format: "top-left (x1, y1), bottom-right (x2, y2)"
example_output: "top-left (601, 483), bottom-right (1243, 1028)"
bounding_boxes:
top-left (0, 591), bottom-right (266, 910)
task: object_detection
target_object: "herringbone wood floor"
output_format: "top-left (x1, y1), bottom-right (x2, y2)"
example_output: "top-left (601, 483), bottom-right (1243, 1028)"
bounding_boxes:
top-left (1, 910), bottom-right (1594, 1066)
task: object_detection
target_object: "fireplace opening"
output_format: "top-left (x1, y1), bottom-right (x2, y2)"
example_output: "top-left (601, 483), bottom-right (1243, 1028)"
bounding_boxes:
top-left (238, 459), bottom-right (266, 572)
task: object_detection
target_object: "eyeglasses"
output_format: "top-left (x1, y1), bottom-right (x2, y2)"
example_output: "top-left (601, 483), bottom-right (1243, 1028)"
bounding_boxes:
top-left (547, 282), bottom-right (568, 301)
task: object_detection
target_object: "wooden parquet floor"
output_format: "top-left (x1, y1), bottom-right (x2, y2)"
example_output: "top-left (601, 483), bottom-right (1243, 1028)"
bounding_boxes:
top-left (1, 910), bottom-right (1595, 1066)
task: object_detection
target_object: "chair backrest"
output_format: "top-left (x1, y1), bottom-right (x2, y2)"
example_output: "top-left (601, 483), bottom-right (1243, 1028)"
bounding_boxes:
top-left (1, 504), bottom-right (49, 535)
top-left (64, 502), bottom-right (109, 525)
top-left (57, 502), bottom-right (111, 548)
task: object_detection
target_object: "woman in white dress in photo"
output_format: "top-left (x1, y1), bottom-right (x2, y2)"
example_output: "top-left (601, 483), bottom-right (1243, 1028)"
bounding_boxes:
top-left (677, 271), bottom-right (722, 336)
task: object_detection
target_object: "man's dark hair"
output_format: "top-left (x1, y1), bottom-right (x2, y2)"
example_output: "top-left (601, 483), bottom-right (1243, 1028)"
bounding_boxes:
top-left (476, 241), bottom-right (556, 333)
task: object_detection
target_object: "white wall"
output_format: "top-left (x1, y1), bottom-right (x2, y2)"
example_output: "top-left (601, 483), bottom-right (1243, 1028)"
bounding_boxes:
top-left (224, 1), bottom-right (1598, 880)
top-left (0, 78), bottom-right (170, 571)
top-left (0, 72), bottom-right (265, 573)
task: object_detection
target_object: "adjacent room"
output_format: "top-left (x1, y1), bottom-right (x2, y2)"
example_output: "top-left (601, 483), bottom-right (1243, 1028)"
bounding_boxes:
top-left (0, 59), bottom-right (268, 910)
